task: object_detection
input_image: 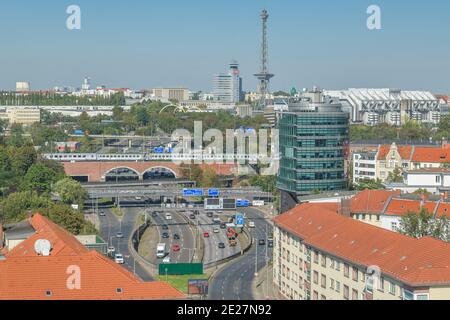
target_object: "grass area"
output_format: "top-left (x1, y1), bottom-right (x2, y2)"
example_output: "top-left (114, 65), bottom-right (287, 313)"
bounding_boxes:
top-left (156, 274), bottom-right (209, 294)
top-left (111, 207), bottom-right (124, 219)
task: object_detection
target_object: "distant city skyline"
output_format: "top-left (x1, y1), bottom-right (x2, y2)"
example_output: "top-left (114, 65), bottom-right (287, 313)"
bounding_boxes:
top-left (1, 0), bottom-right (450, 93)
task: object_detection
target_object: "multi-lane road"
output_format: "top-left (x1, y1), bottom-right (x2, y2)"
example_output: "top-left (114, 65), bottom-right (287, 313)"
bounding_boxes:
top-left (208, 207), bottom-right (273, 300)
top-left (150, 211), bottom-right (195, 264)
top-left (98, 204), bottom-right (274, 300)
top-left (98, 207), bottom-right (153, 281)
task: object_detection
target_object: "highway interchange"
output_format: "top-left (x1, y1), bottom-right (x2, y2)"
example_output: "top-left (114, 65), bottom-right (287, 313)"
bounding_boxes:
top-left (97, 202), bottom-right (273, 300)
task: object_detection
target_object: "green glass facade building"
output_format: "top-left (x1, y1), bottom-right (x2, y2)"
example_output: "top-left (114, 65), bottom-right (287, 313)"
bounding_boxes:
top-left (277, 91), bottom-right (349, 209)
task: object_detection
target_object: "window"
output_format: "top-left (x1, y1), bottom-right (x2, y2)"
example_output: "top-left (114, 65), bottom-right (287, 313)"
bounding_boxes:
top-left (116, 288), bottom-right (123, 294)
top-left (416, 294), bottom-right (429, 301)
top-left (343, 285), bottom-right (349, 300)
top-left (321, 295), bottom-right (326, 300)
top-left (313, 291), bottom-right (318, 300)
top-left (344, 264), bottom-right (350, 278)
top-left (336, 281), bottom-right (341, 293)
top-left (378, 277), bottom-right (385, 292)
top-left (321, 255), bottom-right (326, 267)
top-left (352, 267), bottom-right (358, 281)
top-left (313, 271), bottom-right (319, 284)
top-left (389, 282), bottom-right (396, 295)
top-left (321, 274), bottom-right (326, 288)
top-left (391, 222), bottom-right (398, 231)
top-left (313, 251), bottom-right (319, 264)
top-left (436, 176), bottom-right (441, 184)
top-left (45, 290), bottom-right (53, 297)
top-left (330, 258), bottom-right (335, 269)
top-left (352, 289), bottom-right (358, 300)
top-left (336, 261), bottom-right (341, 271)
top-left (330, 279), bottom-right (335, 290)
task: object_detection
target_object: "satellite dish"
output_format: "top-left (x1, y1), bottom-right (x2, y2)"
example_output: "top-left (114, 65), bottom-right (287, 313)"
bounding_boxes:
top-left (34, 239), bottom-right (52, 257)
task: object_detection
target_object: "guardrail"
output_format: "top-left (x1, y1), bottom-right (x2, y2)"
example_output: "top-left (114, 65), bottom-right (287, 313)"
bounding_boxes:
top-left (203, 227), bottom-right (253, 270)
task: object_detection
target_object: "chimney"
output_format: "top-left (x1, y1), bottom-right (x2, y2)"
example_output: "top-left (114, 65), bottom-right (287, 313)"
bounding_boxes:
top-left (340, 198), bottom-right (352, 217)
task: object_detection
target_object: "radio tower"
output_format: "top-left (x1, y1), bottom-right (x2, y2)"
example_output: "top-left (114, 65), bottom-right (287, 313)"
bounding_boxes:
top-left (254, 9), bottom-right (274, 110)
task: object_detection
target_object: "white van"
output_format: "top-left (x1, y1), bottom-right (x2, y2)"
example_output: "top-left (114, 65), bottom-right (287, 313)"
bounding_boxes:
top-left (157, 243), bottom-right (166, 258)
top-left (165, 213), bottom-right (172, 220)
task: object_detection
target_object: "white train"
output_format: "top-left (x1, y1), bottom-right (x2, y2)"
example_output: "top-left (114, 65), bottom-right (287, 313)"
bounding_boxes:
top-left (43, 153), bottom-right (145, 162)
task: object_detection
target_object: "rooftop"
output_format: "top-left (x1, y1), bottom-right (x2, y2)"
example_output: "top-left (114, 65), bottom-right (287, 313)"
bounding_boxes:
top-left (0, 214), bottom-right (184, 300)
top-left (274, 203), bottom-right (450, 287)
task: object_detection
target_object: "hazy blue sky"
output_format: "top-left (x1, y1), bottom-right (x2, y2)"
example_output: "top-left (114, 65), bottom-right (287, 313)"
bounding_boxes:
top-left (1, 0), bottom-right (449, 93)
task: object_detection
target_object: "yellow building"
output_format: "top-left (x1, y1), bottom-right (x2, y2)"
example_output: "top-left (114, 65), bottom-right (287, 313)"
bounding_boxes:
top-left (0, 107), bottom-right (41, 125)
top-left (273, 202), bottom-right (450, 300)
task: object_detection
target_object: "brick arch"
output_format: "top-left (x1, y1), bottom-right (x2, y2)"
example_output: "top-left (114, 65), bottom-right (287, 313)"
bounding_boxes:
top-left (63, 162), bottom-right (183, 182)
top-left (142, 166), bottom-right (178, 179)
top-left (104, 166), bottom-right (141, 177)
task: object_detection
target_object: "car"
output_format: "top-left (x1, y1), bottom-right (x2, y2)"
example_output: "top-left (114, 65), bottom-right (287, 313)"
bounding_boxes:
top-left (162, 232), bottom-right (169, 239)
top-left (258, 239), bottom-right (266, 246)
top-left (162, 224), bottom-right (169, 230)
top-left (220, 223), bottom-right (227, 229)
top-left (151, 212), bottom-right (158, 218)
top-left (193, 210), bottom-right (200, 215)
top-left (248, 221), bottom-right (255, 228)
top-left (165, 213), bottom-right (172, 220)
top-left (172, 244), bottom-right (181, 252)
top-left (213, 228), bottom-right (220, 233)
top-left (268, 240), bottom-right (274, 248)
top-left (114, 254), bottom-right (124, 264)
top-left (189, 214), bottom-right (196, 219)
top-left (213, 218), bottom-right (221, 225)
top-left (107, 246), bottom-right (115, 254)
top-left (134, 196), bottom-right (142, 201)
top-left (203, 232), bottom-right (210, 238)
top-left (116, 232), bottom-right (124, 239)
top-left (99, 211), bottom-right (106, 217)
top-left (218, 242), bottom-right (226, 249)
top-left (173, 234), bottom-right (180, 240)
top-left (162, 256), bottom-right (171, 264)
top-left (206, 212), bottom-right (214, 218)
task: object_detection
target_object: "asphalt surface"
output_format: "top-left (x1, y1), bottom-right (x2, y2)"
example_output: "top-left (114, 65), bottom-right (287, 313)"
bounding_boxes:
top-left (150, 211), bottom-right (196, 264)
top-left (98, 207), bottom-right (153, 281)
top-left (208, 207), bottom-right (273, 300)
top-left (194, 210), bottom-right (241, 266)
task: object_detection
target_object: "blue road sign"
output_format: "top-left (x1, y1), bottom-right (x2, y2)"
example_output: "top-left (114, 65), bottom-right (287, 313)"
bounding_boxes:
top-left (236, 214), bottom-right (244, 227)
top-left (236, 199), bottom-right (250, 207)
top-left (183, 189), bottom-right (204, 197)
top-left (208, 189), bottom-right (219, 197)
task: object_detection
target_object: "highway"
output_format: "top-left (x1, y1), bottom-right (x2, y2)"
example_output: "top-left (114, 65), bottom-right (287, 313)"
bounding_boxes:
top-left (208, 207), bottom-right (273, 300)
top-left (150, 211), bottom-right (195, 264)
top-left (98, 207), bottom-right (153, 281)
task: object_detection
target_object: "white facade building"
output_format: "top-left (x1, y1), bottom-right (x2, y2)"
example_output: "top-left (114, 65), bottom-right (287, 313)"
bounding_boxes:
top-left (324, 88), bottom-right (445, 125)
top-left (213, 61), bottom-right (243, 103)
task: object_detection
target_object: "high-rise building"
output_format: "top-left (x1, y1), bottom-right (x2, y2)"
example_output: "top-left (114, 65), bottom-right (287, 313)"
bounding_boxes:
top-left (213, 61), bottom-right (243, 103)
top-left (277, 88), bottom-right (350, 212)
top-left (15, 82), bottom-right (30, 92)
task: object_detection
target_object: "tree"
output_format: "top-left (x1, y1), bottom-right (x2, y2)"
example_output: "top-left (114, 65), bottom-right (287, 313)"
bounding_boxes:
top-left (0, 191), bottom-right (53, 223)
top-left (249, 175), bottom-right (276, 193)
top-left (21, 162), bottom-right (61, 194)
top-left (355, 178), bottom-right (385, 190)
top-left (398, 207), bottom-right (448, 241)
top-left (53, 178), bottom-right (87, 208)
top-left (201, 166), bottom-right (219, 188)
top-left (39, 204), bottom-right (88, 235)
top-left (0, 118), bottom-right (8, 133)
top-left (387, 168), bottom-right (404, 183)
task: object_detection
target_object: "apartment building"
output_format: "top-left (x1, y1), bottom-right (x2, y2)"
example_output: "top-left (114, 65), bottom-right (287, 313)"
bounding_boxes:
top-left (0, 106), bottom-right (41, 125)
top-left (353, 141), bottom-right (450, 184)
top-left (273, 202), bottom-right (450, 300)
top-left (152, 88), bottom-right (189, 102)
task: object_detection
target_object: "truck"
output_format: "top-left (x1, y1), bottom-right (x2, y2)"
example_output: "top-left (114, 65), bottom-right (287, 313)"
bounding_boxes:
top-left (156, 243), bottom-right (166, 258)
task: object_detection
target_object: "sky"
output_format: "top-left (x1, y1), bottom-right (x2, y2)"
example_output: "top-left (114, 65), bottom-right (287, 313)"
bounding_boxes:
top-left (0, 0), bottom-right (449, 93)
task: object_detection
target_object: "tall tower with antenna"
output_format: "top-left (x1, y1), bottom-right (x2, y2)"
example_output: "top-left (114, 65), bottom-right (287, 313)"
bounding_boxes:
top-left (254, 9), bottom-right (275, 110)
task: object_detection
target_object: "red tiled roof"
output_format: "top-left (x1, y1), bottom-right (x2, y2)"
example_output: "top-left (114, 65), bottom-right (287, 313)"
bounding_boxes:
top-left (411, 147), bottom-right (450, 163)
top-left (351, 190), bottom-right (400, 214)
top-left (377, 144), bottom-right (413, 161)
top-left (274, 203), bottom-right (450, 286)
top-left (0, 251), bottom-right (184, 300)
top-left (384, 199), bottom-right (449, 218)
top-left (6, 213), bottom-right (88, 258)
top-left (0, 214), bottom-right (184, 300)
